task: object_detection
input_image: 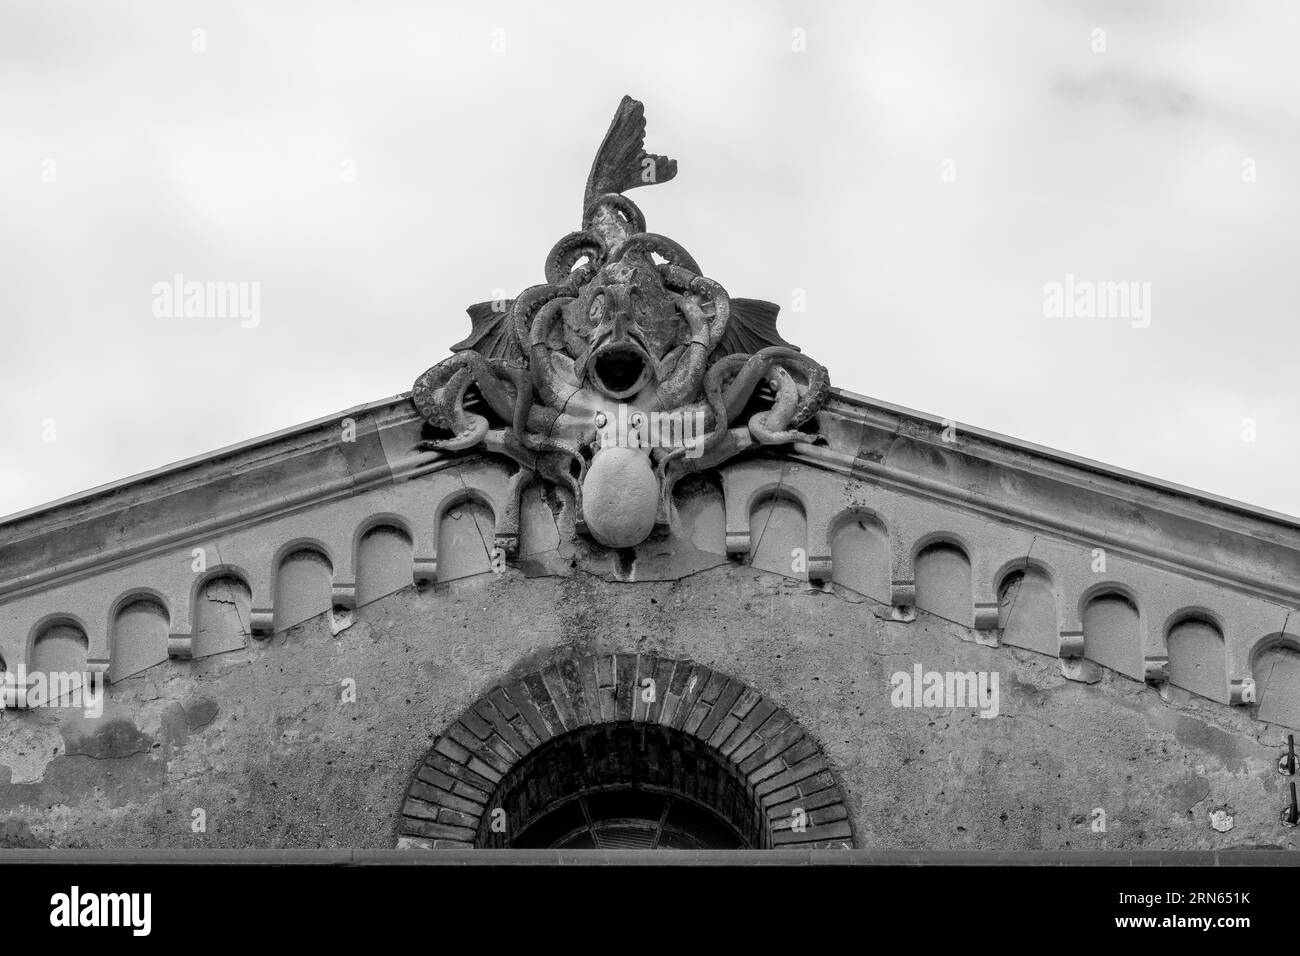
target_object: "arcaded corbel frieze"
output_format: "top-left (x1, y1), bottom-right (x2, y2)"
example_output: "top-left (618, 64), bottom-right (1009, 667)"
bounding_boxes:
top-left (330, 583), bottom-right (357, 611)
top-left (801, 497), bottom-right (838, 586)
top-left (85, 656), bottom-right (110, 682)
top-left (1059, 596), bottom-right (1086, 659)
top-left (888, 526), bottom-right (915, 611)
top-left (1230, 678), bottom-right (1258, 706)
top-left (412, 554), bottom-right (438, 586)
top-left (719, 468), bottom-right (755, 557)
top-left (166, 632), bottom-right (193, 661)
top-left (1143, 653), bottom-right (1169, 685)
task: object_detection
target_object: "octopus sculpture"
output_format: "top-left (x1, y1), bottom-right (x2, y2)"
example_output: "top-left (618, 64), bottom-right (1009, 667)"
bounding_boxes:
top-left (412, 96), bottom-right (830, 551)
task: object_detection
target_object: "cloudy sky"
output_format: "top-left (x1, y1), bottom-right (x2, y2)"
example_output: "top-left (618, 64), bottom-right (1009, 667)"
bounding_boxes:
top-left (2, 0), bottom-right (1297, 521)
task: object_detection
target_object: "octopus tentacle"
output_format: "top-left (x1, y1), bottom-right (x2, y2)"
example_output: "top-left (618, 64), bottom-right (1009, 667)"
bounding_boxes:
top-left (412, 347), bottom-right (541, 453)
top-left (529, 297), bottom-right (578, 409)
top-left (611, 233), bottom-right (700, 275)
top-left (545, 231), bottom-right (606, 286)
top-left (656, 264), bottom-right (730, 352)
top-left (412, 362), bottom-right (490, 451)
top-left (650, 296), bottom-right (712, 411)
top-left (582, 193), bottom-right (646, 236)
top-left (747, 366), bottom-right (824, 445)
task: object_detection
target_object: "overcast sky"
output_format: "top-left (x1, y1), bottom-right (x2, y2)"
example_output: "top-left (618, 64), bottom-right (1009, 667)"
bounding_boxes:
top-left (2, 0), bottom-right (1298, 522)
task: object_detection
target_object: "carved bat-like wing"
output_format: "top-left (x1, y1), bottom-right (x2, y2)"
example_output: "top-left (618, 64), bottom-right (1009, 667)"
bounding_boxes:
top-left (583, 95), bottom-right (677, 212)
top-left (450, 300), bottom-right (522, 362)
top-left (711, 298), bottom-right (799, 360)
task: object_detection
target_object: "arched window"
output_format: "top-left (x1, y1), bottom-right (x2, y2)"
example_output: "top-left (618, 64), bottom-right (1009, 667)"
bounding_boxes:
top-left (485, 724), bottom-right (759, 849)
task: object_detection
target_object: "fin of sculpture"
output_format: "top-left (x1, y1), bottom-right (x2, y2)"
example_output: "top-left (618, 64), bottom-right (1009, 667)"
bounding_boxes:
top-left (451, 300), bottom-right (522, 362)
top-left (711, 298), bottom-right (798, 360)
top-left (583, 94), bottom-right (678, 213)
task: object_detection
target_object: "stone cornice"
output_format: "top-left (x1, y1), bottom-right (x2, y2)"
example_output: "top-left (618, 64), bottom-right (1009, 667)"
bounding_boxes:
top-left (1, 388), bottom-right (1297, 610)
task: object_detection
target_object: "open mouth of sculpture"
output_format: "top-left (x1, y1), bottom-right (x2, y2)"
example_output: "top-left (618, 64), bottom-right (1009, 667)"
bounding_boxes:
top-left (590, 343), bottom-right (652, 398)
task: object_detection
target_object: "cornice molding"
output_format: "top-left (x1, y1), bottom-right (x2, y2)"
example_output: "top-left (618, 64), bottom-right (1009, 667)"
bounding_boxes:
top-left (1, 388), bottom-right (1297, 610)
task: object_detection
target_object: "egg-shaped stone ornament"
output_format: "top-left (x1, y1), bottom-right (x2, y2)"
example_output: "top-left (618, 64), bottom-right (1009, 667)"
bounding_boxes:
top-left (581, 446), bottom-right (660, 548)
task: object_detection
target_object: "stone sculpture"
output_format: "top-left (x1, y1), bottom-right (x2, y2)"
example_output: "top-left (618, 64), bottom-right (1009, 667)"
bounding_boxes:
top-left (412, 96), bottom-right (830, 549)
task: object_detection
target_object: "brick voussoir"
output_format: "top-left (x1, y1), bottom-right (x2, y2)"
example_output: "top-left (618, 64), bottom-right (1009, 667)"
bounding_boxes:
top-left (444, 720), bottom-right (500, 762)
top-left (596, 654), bottom-right (617, 722)
top-left (707, 714), bottom-right (741, 750)
top-left (523, 671), bottom-right (568, 737)
top-left (467, 756), bottom-right (504, 783)
top-left (770, 803), bottom-right (849, 831)
top-left (425, 786), bottom-right (486, 816)
top-left (445, 725), bottom-right (511, 776)
top-left (416, 764), bottom-right (458, 791)
top-left (474, 699), bottom-right (532, 759)
top-left (749, 756), bottom-right (788, 784)
top-left (451, 779), bottom-right (492, 803)
top-left (399, 818), bottom-right (477, 842)
top-left (771, 820), bottom-right (853, 845)
top-left (731, 711), bottom-right (793, 765)
top-left (614, 653), bottom-right (637, 721)
top-left (779, 737), bottom-right (820, 768)
top-left (578, 654), bottom-right (602, 725)
top-left (696, 679), bottom-right (744, 740)
top-left (457, 706), bottom-right (494, 741)
top-left (699, 670), bottom-right (728, 705)
top-left (401, 797), bottom-right (440, 821)
top-left (670, 665), bottom-right (713, 730)
top-left (682, 701), bottom-right (711, 735)
top-left (425, 752), bottom-right (497, 792)
top-left (737, 725), bottom-right (806, 775)
top-left (437, 807), bottom-right (479, 828)
top-left (502, 679), bottom-right (553, 743)
top-left (632, 654), bottom-right (657, 722)
top-left (754, 755), bottom-right (829, 797)
top-left (541, 663), bottom-right (579, 730)
top-left (720, 699), bottom-right (776, 757)
top-left (488, 687), bottom-right (519, 721)
top-left (764, 783), bottom-right (842, 818)
top-left (433, 735), bottom-right (473, 765)
top-left (646, 657), bottom-right (675, 724)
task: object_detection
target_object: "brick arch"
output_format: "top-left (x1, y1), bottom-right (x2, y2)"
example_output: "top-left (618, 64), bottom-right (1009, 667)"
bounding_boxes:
top-left (397, 652), bottom-right (855, 850)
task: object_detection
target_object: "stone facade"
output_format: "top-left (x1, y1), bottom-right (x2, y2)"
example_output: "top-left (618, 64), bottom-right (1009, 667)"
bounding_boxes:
top-left (1, 387), bottom-right (1299, 850)
top-left (2, 97), bottom-right (1299, 852)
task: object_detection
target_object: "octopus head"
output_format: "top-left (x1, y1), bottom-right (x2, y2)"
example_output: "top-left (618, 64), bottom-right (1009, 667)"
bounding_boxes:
top-left (570, 258), bottom-right (684, 401)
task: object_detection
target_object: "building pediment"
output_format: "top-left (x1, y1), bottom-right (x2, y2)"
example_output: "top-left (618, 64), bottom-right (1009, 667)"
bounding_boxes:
top-left (4, 94), bottom-right (1300, 855)
top-left (2, 380), bottom-right (1299, 726)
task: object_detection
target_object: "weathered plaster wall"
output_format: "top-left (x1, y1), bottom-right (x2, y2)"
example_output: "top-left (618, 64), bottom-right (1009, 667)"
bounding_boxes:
top-left (1, 563), bottom-right (1293, 850)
